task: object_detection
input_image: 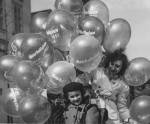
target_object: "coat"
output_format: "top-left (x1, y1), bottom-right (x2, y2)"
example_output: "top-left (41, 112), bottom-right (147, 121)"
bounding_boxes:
top-left (63, 103), bottom-right (99, 124)
top-left (91, 68), bottom-right (130, 124)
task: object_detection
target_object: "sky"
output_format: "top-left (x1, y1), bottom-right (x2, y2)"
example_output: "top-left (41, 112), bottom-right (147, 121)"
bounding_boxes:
top-left (31, 0), bottom-right (150, 60)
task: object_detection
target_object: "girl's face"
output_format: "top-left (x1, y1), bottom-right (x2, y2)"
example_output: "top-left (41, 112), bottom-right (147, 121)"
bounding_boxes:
top-left (68, 90), bottom-right (82, 105)
top-left (109, 60), bottom-right (123, 75)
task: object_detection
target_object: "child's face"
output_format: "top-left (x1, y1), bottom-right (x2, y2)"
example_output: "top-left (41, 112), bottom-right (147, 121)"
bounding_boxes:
top-left (108, 60), bottom-right (123, 75)
top-left (68, 90), bottom-right (82, 105)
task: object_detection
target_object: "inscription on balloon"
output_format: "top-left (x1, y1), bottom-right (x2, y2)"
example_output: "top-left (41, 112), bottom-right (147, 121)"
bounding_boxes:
top-left (29, 42), bottom-right (47, 59)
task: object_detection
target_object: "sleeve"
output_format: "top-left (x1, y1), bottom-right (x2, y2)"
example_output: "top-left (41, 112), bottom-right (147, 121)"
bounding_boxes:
top-left (85, 106), bottom-right (99, 124)
top-left (117, 80), bottom-right (130, 121)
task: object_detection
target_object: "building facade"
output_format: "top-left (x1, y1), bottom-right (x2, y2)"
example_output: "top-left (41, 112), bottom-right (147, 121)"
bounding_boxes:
top-left (0, 0), bottom-right (31, 123)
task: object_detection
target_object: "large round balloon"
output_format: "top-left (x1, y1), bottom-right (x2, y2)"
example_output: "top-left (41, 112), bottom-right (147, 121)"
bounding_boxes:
top-left (46, 9), bottom-right (77, 51)
top-left (0, 55), bottom-right (21, 81)
top-left (0, 87), bottom-right (24, 117)
top-left (8, 33), bottom-right (29, 57)
top-left (70, 35), bottom-right (103, 72)
top-left (78, 16), bottom-right (105, 44)
top-left (130, 95), bottom-right (150, 124)
top-left (55, 0), bottom-right (83, 16)
top-left (19, 94), bottom-right (51, 124)
top-left (82, 0), bottom-right (109, 26)
top-left (46, 61), bottom-right (76, 94)
top-left (103, 18), bottom-right (131, 53)
top-left (0, 55), bottom-right (20, 72)
top-left (31, 11), bottom-right (49, 33)
top-left (125, 57), bottom-right (150, 86)
top-left (21, 33), bottom-right (53, 62)
top-left (9, 60), bottom-right (42, 91)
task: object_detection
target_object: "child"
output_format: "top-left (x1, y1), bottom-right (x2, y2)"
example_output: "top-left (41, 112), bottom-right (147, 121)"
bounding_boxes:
top-left (63, 82), bottom-right (107, 124)
top-left (91, 51), bottom-right (132, 124)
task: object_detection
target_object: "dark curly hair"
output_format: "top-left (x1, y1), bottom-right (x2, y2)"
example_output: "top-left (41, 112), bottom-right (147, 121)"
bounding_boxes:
top-left (103, 50), bottom-right (129, 78)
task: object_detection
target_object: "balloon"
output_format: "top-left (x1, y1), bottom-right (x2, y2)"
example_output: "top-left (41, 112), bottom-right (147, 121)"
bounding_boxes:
top-left (19, 94), bottom-right (51, 124)
top-left (103, 18), bottom-right (131, 53)
top-left (46, 61), bottom-right (76, 94)
top-left (55, 0), bottom-right (83, 16)
top-left (31, 11), bottom-right (49, 33)
top-left (78, 16), bottom-right (105, 44)
top-left (46, 9), bottom-right (77, 51)
top-left (70, 35), bottom-right (103, 72)
top-left (8, 33), bottom-right (29, 57)
top-left (0, 87), bottom-right (24, 117)
top-left (9, 60), bottom-right (42, 91)
top-left (0, 55), bottom-right (20, 72)
top-left (21, 33), bottom-right (53, 62)
top-left (125, 57), bottom-right (150, 86)
top-left (130, 95), bottom-right (150, 124)
top-left (53, 49), bottom-right (65, 62)
top-left (0, 55), bottom-right (21, 81)
top-left (82, 0), bottom-right (109, 26)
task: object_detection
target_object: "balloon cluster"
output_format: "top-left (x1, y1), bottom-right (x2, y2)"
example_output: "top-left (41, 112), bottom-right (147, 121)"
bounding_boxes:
top-left (0, 0), bottom-right (150, 124)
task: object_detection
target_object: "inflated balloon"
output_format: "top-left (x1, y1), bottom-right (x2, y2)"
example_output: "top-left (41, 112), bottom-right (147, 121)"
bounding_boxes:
top-left (46, 61), bottom-right (76, 94)
top-left (125, 57), bottom-right (150, 86)
top-left (0, 55), bottom-right (21, 81)
top-left (55, 0), bottom-right (83, 16)
top-left (0, 55), bottom-right (20, 72)
top-left (78, 16), bottom-right (105, 44)
top-left (53, 49), bottom-right (65, 62)
top-left (8, 33), bottom-right (29, 57)
top-left (19, 94), bottom-right (51, 124)
top-left (82, 0), bottom-right (109, 26)
top-left (46, 9), bottom-right (77, 51)
top-left (103, 18), bottom-right (131, 53)
top-left (130, 95), bottom-right (150, 124)
top-left (21, 33), bottom-right (53, 62)
top-left (70, 35), bottom-right (103, 72)
top-left (9, 60), bottom-right (42, 91)
top-left (31, 11), bottom-right (49, 33)
top-left (0, 87), bottom-right (24, 117)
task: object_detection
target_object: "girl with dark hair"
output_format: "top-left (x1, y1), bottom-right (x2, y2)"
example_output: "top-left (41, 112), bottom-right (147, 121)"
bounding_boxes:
top-left (91, 50), bottom-right (133, 124)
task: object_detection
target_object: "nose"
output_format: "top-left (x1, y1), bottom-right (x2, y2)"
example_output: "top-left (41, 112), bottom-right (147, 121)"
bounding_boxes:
top-left (72, 97), bottom-right (79, 101)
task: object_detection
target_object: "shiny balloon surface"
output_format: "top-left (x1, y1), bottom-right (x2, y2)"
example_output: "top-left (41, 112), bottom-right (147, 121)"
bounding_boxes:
top-left (19, 94), bottom-right (51, 124)
top-left (46, 61), bottom-right (76, 94)
top-left (103, 18), bottom-right (131, 53)
top-left (46, 9), bottom-right (76, 51)
top-left (82, 0), bottom-right (109, 26)
top-left (125, 57), bottom-right (150, 86)
top-left (31, 11), bottom-right (49, 33)
top-left (9, 60), bottom-right (41, 91)
top-left (70, 35), bottom-right (103, 72)
top-left (130, 95), bottom-right (150, 124)
top-left (55, 0), bottom-right (83, 16)
top-left (78, 16), bottom-right (105, 43)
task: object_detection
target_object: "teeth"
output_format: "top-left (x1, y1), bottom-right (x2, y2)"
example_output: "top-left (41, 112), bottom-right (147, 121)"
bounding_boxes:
top-left (46, 28), bottom-right (60, 43)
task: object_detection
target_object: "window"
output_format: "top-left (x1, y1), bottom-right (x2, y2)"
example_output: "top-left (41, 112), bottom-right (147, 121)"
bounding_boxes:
top-left (0, 0), bottom-right (3, 29)
top-left (13, 1), bottom-right (23, 33)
